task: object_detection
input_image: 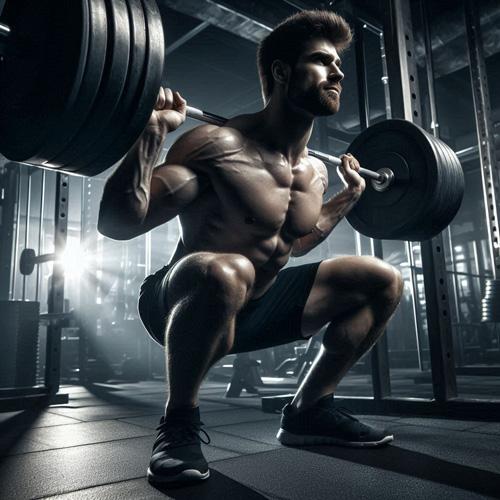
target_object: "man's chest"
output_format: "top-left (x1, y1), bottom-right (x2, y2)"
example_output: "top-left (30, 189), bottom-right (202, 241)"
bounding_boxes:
top-left (207, 151), bottom-right (325, 238)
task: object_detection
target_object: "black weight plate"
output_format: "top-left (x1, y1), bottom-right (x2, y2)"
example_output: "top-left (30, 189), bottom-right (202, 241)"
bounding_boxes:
top-left (40, 0), bottom-right (108, 166)
top-left (398, 129), bottom-right (462, 240)
top-left (391, 128), bottom-right (445, 240)
top-left (20, 248), bottom-right (36, 276)
top-left (426, 133), bottom-right (464, 235)
top-left (438, 139), bottom-right (464, 223)
top-left (0, 0), bottom-right (88, 162)
top-left (84, 0), bottom-right (165, 175)
top-left (51, 0), bottom-right (130, 172)
top-left (69, 0), bottom-right (148, 176)
top-left (441, 140), bottom-right (465, 222)
top-left (419, 132), bottom-right (454, 239)
top-left (346, 119), bottom-right (440, 241)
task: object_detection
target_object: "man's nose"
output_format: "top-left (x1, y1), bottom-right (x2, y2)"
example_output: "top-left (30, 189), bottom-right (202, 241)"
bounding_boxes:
top-left (328, 65), bottom-right (344, 82)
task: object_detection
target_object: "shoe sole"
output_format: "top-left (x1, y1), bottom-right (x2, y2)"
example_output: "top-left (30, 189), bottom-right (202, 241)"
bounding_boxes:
top-left (276, 429), bottom-right (394, 448)
top-left (147, 467), bottom-right (210, 484)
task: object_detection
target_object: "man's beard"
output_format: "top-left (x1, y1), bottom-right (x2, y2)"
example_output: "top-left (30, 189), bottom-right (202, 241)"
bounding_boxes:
top-left (288, 83), bottom-right (339, 116)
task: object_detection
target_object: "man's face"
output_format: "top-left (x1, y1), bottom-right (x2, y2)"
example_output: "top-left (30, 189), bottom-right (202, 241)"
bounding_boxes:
top-left (286, 38), bottom-right (344, 116)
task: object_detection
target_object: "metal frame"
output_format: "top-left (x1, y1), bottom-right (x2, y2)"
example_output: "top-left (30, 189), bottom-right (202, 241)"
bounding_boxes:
top-left (465, 0), bottom-right (500, 281)
top-left (353, 19), bottom-right (391, 399)
top-left (382, 0), bottom-right (458, 402)
top-left (0, 163), bottom-right (18, 300)
top-left (44, 173), bottom-right (69, 394)
top-left (78, 177), bottom-right (99, 384)
top-left (0, 170), bottom-right (69, 411)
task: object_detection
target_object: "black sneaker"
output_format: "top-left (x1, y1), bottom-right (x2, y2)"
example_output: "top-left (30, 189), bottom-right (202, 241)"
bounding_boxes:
top-left (147, 407), bottom-right (211, 484)
top-left (276, 395), bottom-right (393, 448)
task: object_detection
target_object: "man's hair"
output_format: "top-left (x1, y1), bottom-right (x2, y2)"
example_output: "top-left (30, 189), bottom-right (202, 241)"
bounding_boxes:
top-left (257, 10), bottom-right (352, 103)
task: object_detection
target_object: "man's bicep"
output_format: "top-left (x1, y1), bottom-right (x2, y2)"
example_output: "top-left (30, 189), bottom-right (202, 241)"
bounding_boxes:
top-left (139, 164), bottom-right (210, 230)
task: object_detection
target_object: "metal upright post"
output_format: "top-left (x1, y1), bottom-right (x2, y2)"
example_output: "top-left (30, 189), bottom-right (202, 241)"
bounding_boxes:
top-left (421, 0), bottom-right (463, 366)
top-left (381, 0), bottom-right (457, 401)
top-left (0, 163), bottom-right (19, 301)
top-left (44, 173), bottom-right (69, 394)
top-left (21, 168), bottom-right (32, 301)
top-left (464, 0), bottom-right (500, 283)
top-left (35, 170), bottom-right (46, 302)
top-left (354, 20), bottom-right (391, 399)
top-left (79, 177), bottom-right (99, 383)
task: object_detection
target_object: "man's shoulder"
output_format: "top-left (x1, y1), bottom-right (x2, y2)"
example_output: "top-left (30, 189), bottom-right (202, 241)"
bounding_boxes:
top-left (306, 153), bottom-right (329, 193)
top-left (167, 123), bottom-right (246, 166)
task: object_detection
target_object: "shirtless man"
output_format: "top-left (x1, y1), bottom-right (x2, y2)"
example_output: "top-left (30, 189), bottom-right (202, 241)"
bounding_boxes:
top-left (98, 10), bottom-right (403, 485)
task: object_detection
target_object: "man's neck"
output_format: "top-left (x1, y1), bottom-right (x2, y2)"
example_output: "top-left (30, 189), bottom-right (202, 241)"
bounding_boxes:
top-left (257, 97), bottom-right (314, 167)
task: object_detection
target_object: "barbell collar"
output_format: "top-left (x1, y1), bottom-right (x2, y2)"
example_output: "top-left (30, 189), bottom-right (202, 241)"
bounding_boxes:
top-left (371, 168), bottom-right (394, 192)
top-left (186, 105), bottom-right (386, 183)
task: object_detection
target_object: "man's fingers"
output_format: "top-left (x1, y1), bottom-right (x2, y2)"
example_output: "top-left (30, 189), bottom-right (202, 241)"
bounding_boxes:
top-left (173, 91), bottom-right (187, 115)
top-left (155, 87), bottom-right (166, 110)
top-left (163, 88), bottom-right (174, 108)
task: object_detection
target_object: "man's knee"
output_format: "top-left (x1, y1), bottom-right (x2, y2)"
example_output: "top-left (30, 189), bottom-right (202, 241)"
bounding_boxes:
top-left (167, 252), bottom-right (255, 307)
top-left (368, 263), bottom-right (404, 312)
top-left (205, 254), bottom-right (256, 301)
top-left (382, 266), bottom-right (404, 303)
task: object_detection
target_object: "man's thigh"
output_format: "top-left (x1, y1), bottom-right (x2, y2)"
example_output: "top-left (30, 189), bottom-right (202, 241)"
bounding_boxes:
top-left (229, 261), bottom-right (321, 354)
top-left (301, 255), bottom-right (400, 337)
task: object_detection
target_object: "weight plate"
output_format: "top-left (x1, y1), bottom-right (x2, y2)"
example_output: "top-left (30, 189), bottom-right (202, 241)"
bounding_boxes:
top-left (38, 0), bottom-right (107, 166)
top-left (20, 248), bottom-right (36, 276)
top-left (0, 0), bottom-right (89, 161)
top-left (83, 0), bottom-right (165, 175)
top-left (420, 133), bottom-right (455, 239)
top-left (346, 119), bottom-right (441, 241)
top-left (442, 141), bottom-right (464, 222)
top-left (70, 0), bottom-right (148, 176)
top-left (426, 134), bottom-right (464, 238)
top-left (442, 140), bottom-right (465, 221)
top-left (51, 0), bottom-right (130, 171)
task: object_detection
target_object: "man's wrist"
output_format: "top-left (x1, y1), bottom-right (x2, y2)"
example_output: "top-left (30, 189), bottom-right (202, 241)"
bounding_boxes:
top-left (143, 124), bottom-right (170, 139)
top-left (344, 186), bottom-right (364, 198)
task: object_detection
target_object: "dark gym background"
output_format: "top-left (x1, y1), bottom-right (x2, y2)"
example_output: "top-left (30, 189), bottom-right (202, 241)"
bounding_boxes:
top-left (1, 0), bottom-right (500, 498)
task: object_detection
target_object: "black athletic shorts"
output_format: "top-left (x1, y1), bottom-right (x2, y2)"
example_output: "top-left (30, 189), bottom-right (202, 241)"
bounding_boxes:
top-left (137, 260), bottom-right (321, 354)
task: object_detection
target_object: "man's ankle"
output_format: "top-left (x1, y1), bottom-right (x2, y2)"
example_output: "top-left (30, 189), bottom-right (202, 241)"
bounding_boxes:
top-left (288, 401), bottom-right (313, 414)
top-left (288, 393), bottom-right (334, 414)
top-left (165, 403), bottom-right (199, 416)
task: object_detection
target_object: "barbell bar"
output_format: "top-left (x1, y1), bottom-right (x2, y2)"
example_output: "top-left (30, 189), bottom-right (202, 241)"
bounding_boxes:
top-left (0, 22), bottom-right (9, 37)
top-left (0, 0), bottom-right (465, 242)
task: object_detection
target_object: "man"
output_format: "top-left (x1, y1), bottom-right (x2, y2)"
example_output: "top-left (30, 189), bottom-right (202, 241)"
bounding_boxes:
top-left (98, 10), bottom-right (403, 485)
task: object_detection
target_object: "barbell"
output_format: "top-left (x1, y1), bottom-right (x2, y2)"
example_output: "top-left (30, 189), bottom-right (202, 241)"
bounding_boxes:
top-left (0, 0), bottom-right (465, 241)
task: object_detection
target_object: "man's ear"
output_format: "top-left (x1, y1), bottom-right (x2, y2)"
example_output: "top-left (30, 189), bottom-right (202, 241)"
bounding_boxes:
top-left (271, 60), bottom-right (291, 86)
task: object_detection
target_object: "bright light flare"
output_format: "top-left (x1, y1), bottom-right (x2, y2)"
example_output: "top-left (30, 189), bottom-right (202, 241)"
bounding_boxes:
top-left (58, 240), bottom-right (94, 278)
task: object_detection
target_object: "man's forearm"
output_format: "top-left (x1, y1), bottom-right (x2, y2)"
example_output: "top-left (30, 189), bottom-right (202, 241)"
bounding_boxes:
top-left (98, 129), bottom-right (166, 230)
top-left (292, 188), bottom-right (362, 257)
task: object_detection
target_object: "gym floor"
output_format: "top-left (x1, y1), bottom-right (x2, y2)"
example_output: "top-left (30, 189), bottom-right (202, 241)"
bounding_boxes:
top-left (1, 380), bottom-right (499, 499)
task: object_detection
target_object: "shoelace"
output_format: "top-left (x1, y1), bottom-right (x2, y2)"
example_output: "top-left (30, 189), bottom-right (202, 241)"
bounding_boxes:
top-left (155, 419), bottom-right (211, 446)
